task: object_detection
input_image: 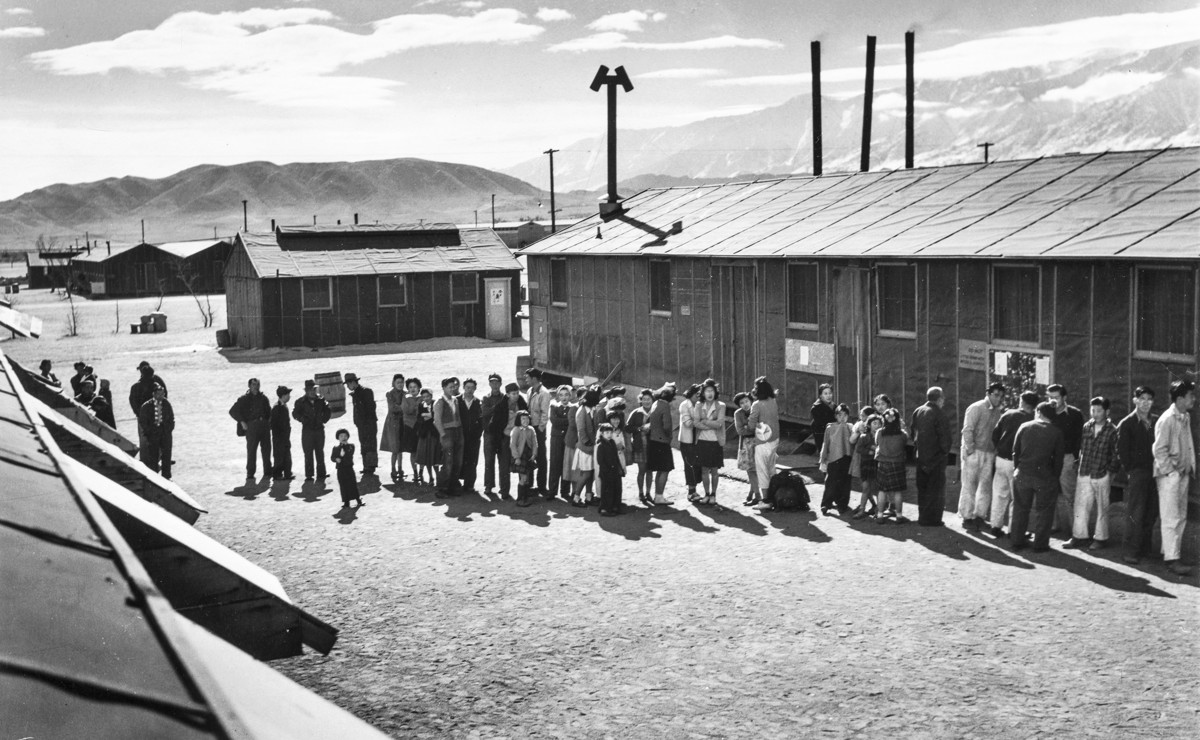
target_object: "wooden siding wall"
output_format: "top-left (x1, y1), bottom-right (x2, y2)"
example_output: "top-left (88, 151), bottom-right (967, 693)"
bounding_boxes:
top-left (530, 254), bottom-right (1199, 442)
top-left (224, 243), bottom-right (263, 348)
top-left (80, 243), bottom-right (231, 298)
top-left (249, 270), bottom-right (518, 349)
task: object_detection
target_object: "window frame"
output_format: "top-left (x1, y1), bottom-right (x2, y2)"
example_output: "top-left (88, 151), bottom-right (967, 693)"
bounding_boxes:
top-left (990, 263), bottom-right (1042, 348)
top-left (786, 261), bottom-right (820, 329)
top-left (1132, 264), bottom-right (1197, 362)
top-left (377, 274), bottom-right (408, 308)
top-left (875, 263), bottom-right (917, 338)
top-left (550, 257), bottom-right (568, 307)
top-left (301, 277), bottom-right (333, 311)
top-left (450, 272), bottom-right (479, 305)
top-left (649, 259), bottom-right (672, 316)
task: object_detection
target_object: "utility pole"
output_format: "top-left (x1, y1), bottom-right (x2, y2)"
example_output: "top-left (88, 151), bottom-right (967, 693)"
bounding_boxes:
top-left (474, 210), bottom-right (478, 227)
top-left (977, 142), bottom-right (995, 163)
top-left (543, 147), bottom-right (559, 233)
top-left (141, 219), bottom-right (145, 244)
top-left (860, 35), bottom-right (876, 173)
top-left (242, 199), bottom-right (248, 231)
top-left (491, 194), bottom-right (495, 228)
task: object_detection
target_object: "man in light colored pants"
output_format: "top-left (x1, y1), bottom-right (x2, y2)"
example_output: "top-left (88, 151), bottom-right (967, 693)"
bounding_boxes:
top-left (990, 456), bottom-right (1014, 530)
top-left (958, 383), bottom-right (1006, 530)
top-left (1153, 380), bottom-right (1195, 576)
top-left (959, 449), bottom-right (996, 524)
top-left (756, 438), bottom-right (779, 497)
top-left (1073, 473), bottom-right (1112, 543)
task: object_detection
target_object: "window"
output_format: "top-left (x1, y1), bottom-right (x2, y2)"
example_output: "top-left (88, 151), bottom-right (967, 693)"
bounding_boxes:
top-left (650, 260), bottom-right (671, 313)
top-left (1136, 267), bottom-right (1196, 358)
top-left (451, 273), bottom-right (478, 304)
top-left (876, 264), bottom-right (916, 335)
top-left (787, 262), bottom-right (819, 327)
top-left (550, 258), bottom-right (567, 305)
top-left (302, 278), bottom-right (332, 310)
top-left (378, 275), bottom-right (407, 307)
top-left (992, 265), bottom-right (1040, 344)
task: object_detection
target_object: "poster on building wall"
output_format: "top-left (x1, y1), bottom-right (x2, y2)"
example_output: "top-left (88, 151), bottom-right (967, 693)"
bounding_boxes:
top-left (786, 338), bottom-right (835, 376)
top-left (958, 339), bottom-right (987, 373)
top-left (989, 347), bottom-right (1054, 409)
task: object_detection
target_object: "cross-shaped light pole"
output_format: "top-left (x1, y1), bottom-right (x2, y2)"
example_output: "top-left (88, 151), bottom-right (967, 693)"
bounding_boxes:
top-left (978, 142), bottom-right (995, 164)
top-left (590, 65), bottom-right (633, 218)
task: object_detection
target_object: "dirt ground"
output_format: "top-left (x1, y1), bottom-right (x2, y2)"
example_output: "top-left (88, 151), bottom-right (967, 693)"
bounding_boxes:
top-left (6, 290), bottom-right (1199, 739)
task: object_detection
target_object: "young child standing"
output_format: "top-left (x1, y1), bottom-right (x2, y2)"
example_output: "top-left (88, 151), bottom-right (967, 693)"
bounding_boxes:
top-left (331, 428), bottom-right (364, 509)
top-left (509, 410), bottom-right (539, 507)
top-left (271, 385), bottom-right (294, 481)
top-left (414, 388), bottom-right (441, 485)
top-left (596, 422), bottom-right (624, 516)
top-left (874, 408), bottom-right (910, 524)
top-left (852, 414), bottom-right (883, 520)
top-left (818, 403), bottom-right (854, 515)
top-left (733, 391), bottom-right (760, 506)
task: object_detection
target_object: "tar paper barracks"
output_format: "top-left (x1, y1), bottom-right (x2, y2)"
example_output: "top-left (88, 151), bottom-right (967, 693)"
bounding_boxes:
top-left (519, 147), bottom-right (1199, 443)
top-left (224, 223), bottom-right (521, 348)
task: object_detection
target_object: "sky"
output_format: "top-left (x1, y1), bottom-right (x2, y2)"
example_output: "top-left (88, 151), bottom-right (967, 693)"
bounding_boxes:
top-left (0, 0), bottom-right (1197, 199)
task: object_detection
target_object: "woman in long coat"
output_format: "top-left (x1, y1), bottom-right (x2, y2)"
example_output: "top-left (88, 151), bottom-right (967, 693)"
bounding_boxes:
top-left (646, 384), bottom-right (676, 506)
top-left (380, 374), bottom-right (406, 482)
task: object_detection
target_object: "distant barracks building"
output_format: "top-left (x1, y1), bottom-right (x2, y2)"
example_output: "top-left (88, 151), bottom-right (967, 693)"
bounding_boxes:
top-left (520, 147), bottom-right (1199, 440)
top-left (224, 223), bottom-right (521, 348)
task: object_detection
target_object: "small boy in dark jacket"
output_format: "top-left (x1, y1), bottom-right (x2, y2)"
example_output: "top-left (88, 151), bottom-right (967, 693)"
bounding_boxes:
top-left (331, 428), bottom-right (364, 509)
top-left (596, 422), bottom-right (624, 516)
top-left (271, 385), bottom-right (294, 480)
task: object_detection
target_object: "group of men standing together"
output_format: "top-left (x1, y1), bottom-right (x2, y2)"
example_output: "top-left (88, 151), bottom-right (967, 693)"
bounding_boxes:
top-left (950, 379), bottom-right (1196, 575)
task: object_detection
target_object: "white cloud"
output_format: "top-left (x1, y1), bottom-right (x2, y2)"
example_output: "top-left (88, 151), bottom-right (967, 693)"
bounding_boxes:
top-left (588, 10), bottom-right (664, 33)
top-left (639, 67), bottom-right (724, 80)
top-left (0, 25), bottom-right (42, 37)
top-left (550, 32), bottom-right (780, 53)
top-left (535, 7), bottom-right (572, 22)
top-left (712, 7), bottom-right (1200, 86)
top-left (4, 7), bottom-right (31, 15)
top-left (29, 8), bottom-right (544, 107)
top-left (1042, 71), bottom-right (1167, 103)
top-left (460, 1), bottom-right (485, 8)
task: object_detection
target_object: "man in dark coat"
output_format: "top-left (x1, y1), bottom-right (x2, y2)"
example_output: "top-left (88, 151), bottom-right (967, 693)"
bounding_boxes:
top-left (137, 383), bottom-right (174, 479)
top-left (96, 378), bottom-right (117, 429)
top-left (433, 377), bottom-right (464, 496)
top-left (1011, 402), bottom-right (1066, 552)
top-left (76, 379), bottom-right (114, 430)
top-left (480, 373), bottom-right (505, 495)
top-left (230, 377), bottom-right (272, 482)
top-left (129, 363), bottom-right (165, 452)
top-left (458, 378), bottom-right (484, 494)
top-left (911, 386), bottom-right (952, 527)
top-left (487, 383), bottom-right (528, 500)
top-left (345, 373), bottom-right (378, 476)
top-left (292, 379), bottom-right (331, 481)
top-left (271, 385), bottom-right (294, 480)
top-left (1117, 386), bottom-right (1157, 564)
top-left (69, 361), bottom-right (88, 397)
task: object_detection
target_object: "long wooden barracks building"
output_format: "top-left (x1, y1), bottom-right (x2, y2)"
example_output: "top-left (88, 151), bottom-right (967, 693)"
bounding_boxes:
top-left (224, 223), bottom-right (522, 348)
top-left (519, 147), bottom-right (1199, 439)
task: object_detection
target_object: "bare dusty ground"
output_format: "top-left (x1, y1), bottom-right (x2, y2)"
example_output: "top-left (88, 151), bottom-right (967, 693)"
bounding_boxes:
top-left (6, 290), bottom-right (1199, 739)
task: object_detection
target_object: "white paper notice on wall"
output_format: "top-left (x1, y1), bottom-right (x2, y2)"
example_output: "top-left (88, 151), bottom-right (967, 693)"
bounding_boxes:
top-left (490, 288), bottom-right (504, 305)
top-left (994, 351), bottom-right (1008, 376)
top-left (800, 345), bottom-right (810, 365)
top-left (1034, 357), bottom-right (1051, 385)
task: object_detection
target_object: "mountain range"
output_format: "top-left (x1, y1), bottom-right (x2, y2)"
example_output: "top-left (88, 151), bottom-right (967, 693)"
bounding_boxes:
top-left (2, 40), bottom-right (1196, 252)
top-left (504, 40), bottom-right (1200, 191)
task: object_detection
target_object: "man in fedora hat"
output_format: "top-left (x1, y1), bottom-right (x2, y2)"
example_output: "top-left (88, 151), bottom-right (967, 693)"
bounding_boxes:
top-left (230, 377), bottom-right (272, 483)
top-left (344, 372), bottom-right (378, 477)
top-left (271, 385), bottom-right (294, 480)
top-left (293, 379), bottom-right (331, 481)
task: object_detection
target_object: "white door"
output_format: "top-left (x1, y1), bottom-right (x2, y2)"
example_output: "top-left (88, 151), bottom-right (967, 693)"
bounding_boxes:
top-left (484, 278), bottom-right (511, 340)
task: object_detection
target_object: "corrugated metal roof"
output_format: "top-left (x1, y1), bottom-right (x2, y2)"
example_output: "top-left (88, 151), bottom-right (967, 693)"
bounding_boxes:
top-left (518, 147), bottom-right (1200, 260)
top-left (238, 226), bottom-right (521, 279)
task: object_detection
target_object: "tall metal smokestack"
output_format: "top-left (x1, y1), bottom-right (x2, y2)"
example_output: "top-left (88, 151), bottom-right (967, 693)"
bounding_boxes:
top-left (861, 35), bottom-right (876, 173)
top-left (811, 41), bottom-right (823, 177)
top-left (242, 199), bottom-right (248, 231)
top-left (590, 65), bottom-right (634, 217)
top-left (905, 30), bottom-right (915, 169)
top-left (354, 213), bottom-right (359, 225)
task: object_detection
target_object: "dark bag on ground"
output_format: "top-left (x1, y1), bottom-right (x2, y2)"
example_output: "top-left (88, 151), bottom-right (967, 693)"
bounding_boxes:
top-left (767, 470), bottom-right (811, 511)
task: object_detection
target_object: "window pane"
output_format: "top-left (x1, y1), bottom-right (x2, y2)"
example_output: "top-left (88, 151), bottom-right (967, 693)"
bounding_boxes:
top-left (550, 259), bottom-right (567, 304)
top-left (1137, 268), bottom-right (1196, 356)
top-left (788, 263), bottom-right (818, 325)
top-left (878, 265), bottom-right (915, 333)
top-left (302, 278), bottom-right (330, 309)
top-left (451, 273), bottom-right (478, 303)
top-left (650, 260), bottom-right (671, 312)
top-left (993, 266), bottom-right (1039, 343)
top-left (379, 275), bottom-right (406, 306)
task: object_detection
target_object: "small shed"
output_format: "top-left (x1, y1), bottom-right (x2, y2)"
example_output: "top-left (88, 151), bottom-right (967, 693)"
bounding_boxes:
top-left (520, 147), bottom-right (1199, 439)
top-left (25, 249), bottom-right (84, 290)
top-left (73, 238), bottom-right (231, 298)
top-left (224, 223), bottom-right (522, 348)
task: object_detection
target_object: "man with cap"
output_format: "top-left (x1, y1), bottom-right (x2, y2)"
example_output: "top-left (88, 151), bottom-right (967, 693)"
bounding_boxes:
top-left (524, 368), bottom-right (552, 495)
top-left (292, 379), bottom-right (331, 481)
top-left (271, 385), bottom-right (294, 480)
top-left (958, 382), bottom-right (1007, 531)
top-left (345, 373), bottom-right (378, 477)
top-left (480, 373), bottom-right (505, 495)
top-left (433, 377), bottom-right (464, 495)
top-left (137, 383), bottom-right (175, 479)
top-left (129, 362), bottom-right (167, 452)
top-left (911, 386), bottom-right (952, 527)
top-left (230, 377), bottom-right (273, 483)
